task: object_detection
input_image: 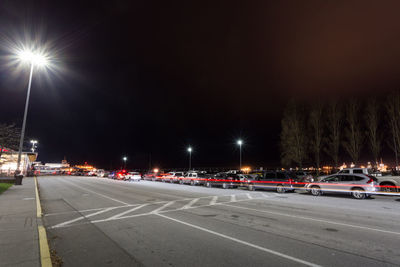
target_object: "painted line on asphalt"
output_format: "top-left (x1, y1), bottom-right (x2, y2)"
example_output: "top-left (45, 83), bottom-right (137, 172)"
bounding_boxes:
top-left (210, 196), bottom-right (218, 205)
top-left (60, 178), bottom-right (131, 205)
top-left (35, 176), bottom-right (42, 218)
top-left (34, 176), bottom-right (53, 267)
top-left (151, 201), bottom-right (176, 213)
top-left (157, 213), bottom-right (321, 267)
top-left (108, 204), bottom-right (149, 220)
top-left (51, 206), bottom-right (120, 228)
top-left (221, 203), bottom-right (400, 236)
top-left (182, 198), bottom-right (200, 209)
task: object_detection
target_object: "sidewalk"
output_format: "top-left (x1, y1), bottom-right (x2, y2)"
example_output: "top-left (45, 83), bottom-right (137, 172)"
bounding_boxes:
top-left (0, 177), bottom-right (40, 267)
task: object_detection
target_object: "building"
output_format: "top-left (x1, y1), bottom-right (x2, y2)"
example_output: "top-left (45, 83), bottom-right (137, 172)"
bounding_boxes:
top-left (0, 149), bottom-right (38, 176)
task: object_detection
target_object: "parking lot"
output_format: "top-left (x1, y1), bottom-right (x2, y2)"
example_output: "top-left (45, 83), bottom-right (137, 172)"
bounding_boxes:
top-left (39, 176), bottom-right (400, 267)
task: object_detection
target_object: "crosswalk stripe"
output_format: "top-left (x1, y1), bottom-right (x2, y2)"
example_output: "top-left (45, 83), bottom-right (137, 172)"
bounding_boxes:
top-left (152, 201), bottom-right (176, 213)
top-left (246, 193), bottom-right (253, 199)
top-left (182, 198), bottom-right (200, 209)
top-left (52, 207), bottom-right (117, 228)
top-left (108, 204), bottom-right (148, 220)
top-left (230, 195), bottom-right (237, 202)
top-left (210, 196), bottom-right (218, 205)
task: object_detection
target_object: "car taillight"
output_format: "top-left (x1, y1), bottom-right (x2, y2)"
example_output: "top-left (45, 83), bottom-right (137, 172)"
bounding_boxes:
top-left (366, 177), bottom-right (374, 184)
top-left (288, 178), bottom-right (293, 183)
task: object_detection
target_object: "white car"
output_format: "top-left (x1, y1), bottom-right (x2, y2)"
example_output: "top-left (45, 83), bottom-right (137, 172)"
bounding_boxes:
top-left (126, 172), bottom-right (141, 182)
top-left (306, 173), bottom-right (378, 199)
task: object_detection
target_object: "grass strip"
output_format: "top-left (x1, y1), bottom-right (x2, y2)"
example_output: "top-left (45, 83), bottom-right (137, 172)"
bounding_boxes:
top-left (0, 183), bottom-right (12, 195)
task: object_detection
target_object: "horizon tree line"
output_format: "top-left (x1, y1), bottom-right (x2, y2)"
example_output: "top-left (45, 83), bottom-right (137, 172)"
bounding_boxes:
top-left (280, 92), bottom-right (400, 174)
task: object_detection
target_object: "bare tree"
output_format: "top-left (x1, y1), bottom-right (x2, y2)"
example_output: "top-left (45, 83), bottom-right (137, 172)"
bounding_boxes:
top-left (0, 123), bottom-right (20, 158)
top-left (386, 92), bottom-right (400, 167)
top-left (364, 98), bottom-right (382, 166)
top-left (324, 101), bottom-right (342, 171)
top-left (343, 100), bottom-right (363, 165)
top-left (280, 99), bottom-right (307, 169)
top-left (309, 101), bottom-right (323, 175)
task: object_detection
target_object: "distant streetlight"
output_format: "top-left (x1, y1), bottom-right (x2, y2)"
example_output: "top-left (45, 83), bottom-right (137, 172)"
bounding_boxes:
top-left (187, 147), bottom-right (192, 171)
top-left (30, 140), bottom-right (38, 153)
top-left (237, 139), bottom-right (243, 170)
top-left (122, 156), bottom-right (127, 169)
top-left (15, 48), bottom-right (50, 173)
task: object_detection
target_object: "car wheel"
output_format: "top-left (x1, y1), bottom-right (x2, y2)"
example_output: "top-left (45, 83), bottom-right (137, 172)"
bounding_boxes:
top-left (170, 180), bottom-right (174, 183)
top-left (179, 179), bottom-right (184, 185)
top-left (310, 186), bottom-right (321, 196)
top-left (222, 183), bottom-right (228, 189)
top-left (351, 188), bottom-right (366, 199)
top-left (206, 181), bottom-right (212, 188)
top-left (190, 180), bottom-right (195, 186)
top-left (248, 184), bottom-right (255, 191)
top-left (276, 184), bottom-right (286, 193)
top-left (380, 183), bottom-right (398, 193)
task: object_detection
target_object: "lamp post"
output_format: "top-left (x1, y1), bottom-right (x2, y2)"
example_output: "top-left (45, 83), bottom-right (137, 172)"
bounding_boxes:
top-left (30, 140), bottom-right (38, 153)
top-left (187, 147), bottom-right (192, 171)
top-left (237, 140), bottom-right (243, 171)
top-left (15, 50), bottom-right (49, 174)
top-left (123, 156), bottom-right (127, 170)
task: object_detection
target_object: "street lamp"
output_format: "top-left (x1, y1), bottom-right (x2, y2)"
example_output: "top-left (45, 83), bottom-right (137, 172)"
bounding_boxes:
top-left (30, 140), bottom-right (38, 153)
top-left (187, 147), bottom-right (192, 171)
top-left (15, 49), bottom-right (49, 173)
top-left (237, 139), bottom-right (243, 171)
top-left (122, 156), bottom-right (127, 169)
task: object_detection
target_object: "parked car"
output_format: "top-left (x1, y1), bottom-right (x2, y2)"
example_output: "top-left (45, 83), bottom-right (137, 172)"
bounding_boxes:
top-left (180, 172), bottom-right (208, 186)
top-left (165, 172), bottom-right (185, 183)
top-left (305, 173), bottom-right (378, 199)
top-left (245, 171), bottom-right (303, 192)
top-left (142, 171), bottom-right (158, 181)
top-left (205, 172), bottom-right (240, 189)
top-left (110, 170), bottom-right (128, 180)
top-left (126, 172), bottom-right (141, 182)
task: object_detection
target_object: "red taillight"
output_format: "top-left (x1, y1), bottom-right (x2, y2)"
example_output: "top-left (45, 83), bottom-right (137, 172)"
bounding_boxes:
top-left (365, 175), bottom-right (374, 183)
top-left (288, 178), bottom-right (293, 183)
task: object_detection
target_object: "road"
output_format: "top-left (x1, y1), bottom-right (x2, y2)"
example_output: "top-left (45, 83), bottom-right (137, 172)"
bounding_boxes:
top-left (38, 176), bottom-right (400, 267)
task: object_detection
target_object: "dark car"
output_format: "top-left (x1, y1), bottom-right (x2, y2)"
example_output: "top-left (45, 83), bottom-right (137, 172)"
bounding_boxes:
top-left (246, 171), bottom-right (303, 193)
top-left (205, 172), bottom-right (241, 189)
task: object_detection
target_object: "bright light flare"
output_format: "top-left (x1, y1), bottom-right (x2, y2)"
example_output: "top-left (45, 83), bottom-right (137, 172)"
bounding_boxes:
top-left (237, 140), bottom-right (243, 146)
top-left (17, 49), bottom-right (49, 67)
top-left (187, 147), bottom-right (192, 152)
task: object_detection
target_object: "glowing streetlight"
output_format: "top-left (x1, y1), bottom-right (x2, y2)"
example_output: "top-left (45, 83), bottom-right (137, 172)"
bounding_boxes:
top-left (187, 147), bottom-right (192, 171)
top-left (30, 140), bottom-right (38, 153)
top-left (122, 156), bottom-right (127, 169)
top-left (15, 48), bottom-right (51, 174)
top-left (237, 139), bottom-right (243, 171)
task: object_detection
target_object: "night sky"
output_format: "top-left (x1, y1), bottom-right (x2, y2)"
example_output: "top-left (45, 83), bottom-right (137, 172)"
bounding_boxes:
top-left (1, 1), bottom-right (400, 169)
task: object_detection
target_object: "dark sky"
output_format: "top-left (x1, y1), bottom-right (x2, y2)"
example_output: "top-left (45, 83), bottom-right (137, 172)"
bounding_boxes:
top-left (1, 1), bottom-right (400, 169)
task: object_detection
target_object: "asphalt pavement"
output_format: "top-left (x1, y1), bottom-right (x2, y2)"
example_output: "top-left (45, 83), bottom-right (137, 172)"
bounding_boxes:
top-left (38, 176), bottom-right (400, 267)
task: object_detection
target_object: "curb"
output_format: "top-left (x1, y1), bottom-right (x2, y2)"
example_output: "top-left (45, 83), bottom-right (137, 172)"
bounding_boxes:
top-left (34, 176), bottom-right (53, 267)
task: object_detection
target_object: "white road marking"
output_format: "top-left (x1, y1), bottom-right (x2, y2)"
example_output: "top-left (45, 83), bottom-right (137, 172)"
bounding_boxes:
top-left (230, 195), bottom-right (237, 202)
top-left (157, 213), bottom-right (321, 267)
top-left (51, 207), bottom-right (118, 229)
top-left (210, 196), bottom-right (218, 205)
top-left (61, 178), bottom-right (130, 205)
top-left (108, 204), bottom-right (149, 220)
top-left (246, 193), bottom-right (253, 199)
top-left (152, 201), bottom-right (176, 213)
top-left (221, 203), bottom-right (400, 236)
top-left (182, 198), bottom-right (200, 209)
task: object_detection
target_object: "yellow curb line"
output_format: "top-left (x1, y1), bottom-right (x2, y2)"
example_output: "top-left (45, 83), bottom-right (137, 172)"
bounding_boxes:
top-left (34, 176), bottom-right (42, 218)
top-left (34, 176), bottom-right (53, 267)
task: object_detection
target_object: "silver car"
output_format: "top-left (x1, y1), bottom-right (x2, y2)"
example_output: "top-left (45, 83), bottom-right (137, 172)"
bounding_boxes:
top-left (306, 173), bottom-right (378, 199)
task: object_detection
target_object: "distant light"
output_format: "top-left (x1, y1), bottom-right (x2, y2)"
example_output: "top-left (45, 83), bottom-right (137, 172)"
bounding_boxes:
top-left (30, 140), bottom-right (38, 144)
top-left (187, 147), bottom-right (192, 152)
top-left (237, 140), bottom-right (243, 146)
top-left (17, 49), bottom-right (48, 67)
top-left (154, 168), bottom-right (159, 173)
top-left (123, 156), bottom-right (127, 161)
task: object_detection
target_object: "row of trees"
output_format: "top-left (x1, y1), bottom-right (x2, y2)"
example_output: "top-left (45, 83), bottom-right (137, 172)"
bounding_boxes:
top-left (0, 123), bottom-right (20, 159)
top-left (280, 92), bottom-right (400, 173)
